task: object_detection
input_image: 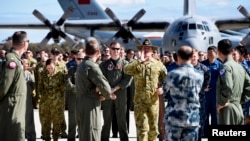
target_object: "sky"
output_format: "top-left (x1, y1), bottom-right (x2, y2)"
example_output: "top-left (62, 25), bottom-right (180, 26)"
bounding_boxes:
top-left (0, 0), bottom-right (249, 43)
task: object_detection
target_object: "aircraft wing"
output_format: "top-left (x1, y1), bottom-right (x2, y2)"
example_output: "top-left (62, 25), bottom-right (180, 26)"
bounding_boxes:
top-left (62, 20), bottom-right (170, 32)
top-left (214, 17), bottom-right (250, 30)
top-left (0, 19), bottom-right (170, 31)
top-left (0, 23), bottom-right (49, 29)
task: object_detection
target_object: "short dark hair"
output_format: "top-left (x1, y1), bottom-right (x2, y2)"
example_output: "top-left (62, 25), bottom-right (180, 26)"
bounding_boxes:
top-left (85, 37), bottom-right (100, 55)
top-left (51, 48), bottom-right (60, 55)
top-left (217, 39), bottom-right (232, 55)
top-left (207, 46), bottom-right (217, 51)
top-left (71, 49), bottom-right (79, 55)
top-left (12, 31), bottom-right (27, 45)
top-left (126, 49), bottom-right (134, 54)
top-left (177, 46), bottom-right (193, 60)
top-left (45, 58), bottom-right (54, 66)
top-left (235, 45), bottom-right (248, 56)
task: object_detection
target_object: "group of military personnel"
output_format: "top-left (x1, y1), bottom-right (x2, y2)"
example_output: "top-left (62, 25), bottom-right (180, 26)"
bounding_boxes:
top-left (0, 31), bottom-right (250, 141)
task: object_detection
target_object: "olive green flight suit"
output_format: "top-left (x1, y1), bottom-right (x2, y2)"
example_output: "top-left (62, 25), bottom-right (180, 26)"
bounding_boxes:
top-left (217, 57), bottom-right (250, 125)
top-left (0, 50), bottom-right (27, 141)
top-left (75, 56), bottom-right (112, 141)
top-left (100, 58), bottom-right (132, 141)
top-left (65, 66), bottom-right (78, 140)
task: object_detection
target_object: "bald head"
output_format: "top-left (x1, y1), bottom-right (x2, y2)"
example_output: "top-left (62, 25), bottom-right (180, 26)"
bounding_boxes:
top-left (177, 46), bottom-right (193, 61)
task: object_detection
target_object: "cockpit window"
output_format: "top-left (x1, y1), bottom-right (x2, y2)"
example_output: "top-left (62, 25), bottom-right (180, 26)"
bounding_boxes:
top-left (197, 24), bottom-right (204, 30)
top-left (202, 21), bottom-right (210, 32)
top-left (204, 25), bottom-right (210, 31)
top-left (182, 24), bottom-right (188, 31)
top-left (174, 22), bottom-right (182, 32)
top-left (189, 24), bottom-right (196, 29)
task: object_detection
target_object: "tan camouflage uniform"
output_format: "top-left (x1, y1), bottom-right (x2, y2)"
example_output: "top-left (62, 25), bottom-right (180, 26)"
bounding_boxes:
top-left (124, 58), bottom-right (167, 141)
top-left (34, 61), bottom-right (45, 108)
top-left (55, 61), bottom-right (68, 137)
top-left (38, 67), bottom-right (65, 141)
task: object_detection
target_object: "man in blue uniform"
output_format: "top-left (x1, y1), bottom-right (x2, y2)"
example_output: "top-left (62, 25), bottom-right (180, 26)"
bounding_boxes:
top-left (201, 46), bottom-right (222, 136)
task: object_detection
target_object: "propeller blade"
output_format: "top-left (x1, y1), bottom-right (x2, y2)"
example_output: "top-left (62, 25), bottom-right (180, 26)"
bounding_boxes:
top-left (113, 30), bottom-right (122, 39)
top-left (56, 7), bottom-right (74, 26)
top-left (105, 7), bottom-right (122, 27)
top-left (37, 32), bottom-right (52, 49)
top-left (237, 5), bottom-right (250, 18)
top-left (32, 9), bottom-right (52, 27)
top-left (127, 9), bottom-right (146, 26)
top-left (128, 32), bottom-right (141, 45)
top-left (240, 32), bottom-right (250, 46)
top-left (106, 34), bottom-right (119, 45)
top-left (59, 31), bottom-right (77, 46)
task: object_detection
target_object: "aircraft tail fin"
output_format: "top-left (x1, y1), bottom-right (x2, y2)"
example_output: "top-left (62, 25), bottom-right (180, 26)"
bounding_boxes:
top-left (57, 0), bottom-right (109, 20)
top-left (183, 0), bottom-right (196, 16)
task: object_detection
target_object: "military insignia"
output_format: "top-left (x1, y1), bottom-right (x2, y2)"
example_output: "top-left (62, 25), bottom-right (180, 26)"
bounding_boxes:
top-left (8, 61), bottom-right (17, 69)
top-left (108, 64), bottom-right (114, 70)
top-left (220, 68), bottom-right (226, 75)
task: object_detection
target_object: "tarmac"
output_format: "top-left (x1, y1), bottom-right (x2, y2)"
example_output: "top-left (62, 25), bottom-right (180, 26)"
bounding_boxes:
top-left (33, 109), bottom-right (138, 141)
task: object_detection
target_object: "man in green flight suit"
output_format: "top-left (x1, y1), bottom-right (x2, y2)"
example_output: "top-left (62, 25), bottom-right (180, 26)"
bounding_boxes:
top-left (216, 39), bottom-right (250, 125)
top-left (0, 31), bottom-right (29, 141)
top-left (75, 37), bottom-right (115, 141)
top-left (100, 41), bottom-right (132, 141)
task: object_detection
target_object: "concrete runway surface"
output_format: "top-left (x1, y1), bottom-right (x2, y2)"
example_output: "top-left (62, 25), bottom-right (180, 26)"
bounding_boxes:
top-left (33, 109), bottom-right (138, 141)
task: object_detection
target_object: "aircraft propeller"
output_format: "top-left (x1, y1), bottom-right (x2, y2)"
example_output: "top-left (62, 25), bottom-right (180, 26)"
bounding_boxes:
top-left (237, 5), bottom-right (250, 45)
top-left (104, 7), bottom-right (146, 45)
top-left (238, 5), bottom-right (250, 18)
top-left (32, 7), bottom-right (77, 48)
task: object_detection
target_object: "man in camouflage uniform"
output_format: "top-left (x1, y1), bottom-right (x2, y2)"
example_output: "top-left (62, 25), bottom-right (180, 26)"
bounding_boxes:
top-left (216, 39), bottom-right (250, 125)
top-left (34, 50), bottom-right (48, 109)
top-left (38, 59), bottom-right (66, 141)
top-left (75, 37), bottom-right (114, 141)
top-left (164, 46), bottom-right (204, 141)
top-left (124, 39), bottom-right (167, 141)
top-left (100, 41), bottom-right (132, 141)
top-left (50, 48), bottom-right (68, 138)
top-left (0, 31), bottom-right (29, 141)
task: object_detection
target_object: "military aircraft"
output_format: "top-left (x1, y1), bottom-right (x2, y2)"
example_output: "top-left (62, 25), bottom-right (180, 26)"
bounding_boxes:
top-left (0, 0), bottom-right (249, 53)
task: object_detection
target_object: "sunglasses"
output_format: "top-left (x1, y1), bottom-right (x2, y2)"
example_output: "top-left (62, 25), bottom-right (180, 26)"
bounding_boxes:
top-left (77, 58), bottom-right (84, 61)
top-left (111, 48), bottom-right (120, 51)
top-left (199, 54), bottom-right (204, 56)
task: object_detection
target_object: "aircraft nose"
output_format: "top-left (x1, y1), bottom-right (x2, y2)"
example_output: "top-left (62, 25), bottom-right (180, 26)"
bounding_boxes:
top-left (181, 38), bottom-right (207, 52)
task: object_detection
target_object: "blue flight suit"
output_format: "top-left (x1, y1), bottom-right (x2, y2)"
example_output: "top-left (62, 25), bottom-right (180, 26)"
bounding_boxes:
top-left (66, 59), bottom-right (77, 70)
top-left (201, 58), bottom-right (222, 136)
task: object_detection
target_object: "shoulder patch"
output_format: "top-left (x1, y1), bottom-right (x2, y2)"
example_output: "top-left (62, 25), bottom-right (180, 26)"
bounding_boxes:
top-left (219, 68), bottom-right (226, 75)
top-left (8, 61), bottom-right (17, 69)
